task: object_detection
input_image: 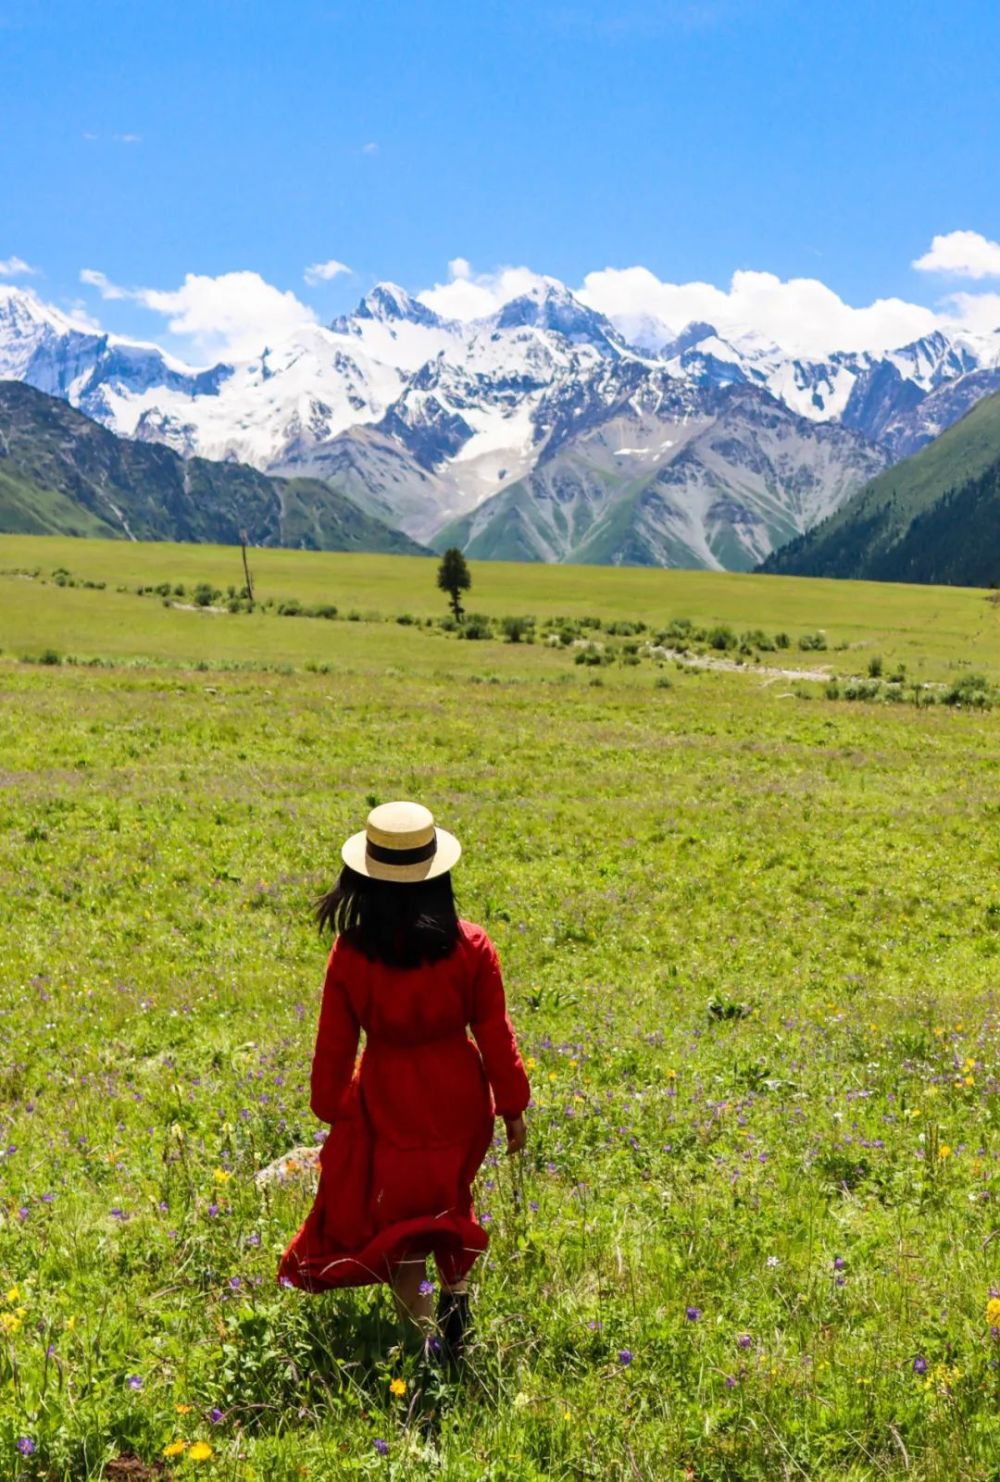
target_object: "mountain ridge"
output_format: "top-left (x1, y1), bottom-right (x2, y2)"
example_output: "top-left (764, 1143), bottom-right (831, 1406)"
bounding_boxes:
top-left (0, 379), bottom-right (427, 555)
top-left (3, 277), bottom-right (999, 568)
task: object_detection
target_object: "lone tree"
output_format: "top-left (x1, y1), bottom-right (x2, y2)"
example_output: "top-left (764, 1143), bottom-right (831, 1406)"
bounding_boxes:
top-left (437, 547), bottom-right (471, 621)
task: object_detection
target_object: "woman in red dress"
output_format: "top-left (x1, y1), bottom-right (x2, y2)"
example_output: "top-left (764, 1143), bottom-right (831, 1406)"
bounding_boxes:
top-left (278, 801), bottom-right (530, 1356)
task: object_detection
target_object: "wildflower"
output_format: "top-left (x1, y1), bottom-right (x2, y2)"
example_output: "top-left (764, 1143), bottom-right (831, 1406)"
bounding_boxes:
top-left (210, 1408), bottom-right (224, 1424)
top-left (417, 1279), bottom-right (435, 1297)
top-left (16, 1438), bottom-right (35, 1456)
top-left (617, 1349), bottom-right (633, 1365)
top-left (686, 1307), bottom-right (702, 1322)
top-left (175, 1404), bottom-right (191, 1415)
top-left (126, 1374), bottom-right (143, 1390)
top-left (163, 1441), bottom-right (186, 1457)
top-left (6, 1287), bottom-right (20, 1303)
top-left (389, 1377), bottom-right (406, 1397)
top-left (912, 1356), bottom-right (928, 1375)
top-left (188, 1441), bottom-right (213, 1461)
top-left (228, 1276), bottom-right (241, 1290)
top-left (737, 1334), bottom-right (752, 1349)
top-left (206, 1204), bottom-right (220, 1218)
top-left (724, 1374), bottom-right (737, 1388)
top-left (833, 1256), bottom-right (846, 1270)
top-left (938, 1145), bottom-right (952, 1160)
top-left (766, 1256), bottom-right (780, 1268)
top-left (213, 1169), bottom-right (232, 1183)
top-left (373, 1438), bottom-right (389, 1456)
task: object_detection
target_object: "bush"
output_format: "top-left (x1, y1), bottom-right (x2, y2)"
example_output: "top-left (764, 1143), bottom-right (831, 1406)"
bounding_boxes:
top-left (654, 675), bottom-right (673, 690)
top-left (277, 599), bottom-right (303, 617)
top-left (798, 631), bottom-right (828, 652)
top-left (707, 625), bottom-right (737, 652)
top-left (824, 681), bottom-right (841, 700)
top-left (193, 583), bottom-right (220, 608)
top-left (500, 616), bottom-right (534, 644)
top-left (774, 631), bottom-right (791, 649)
top-left (942, 673), bottom-right (993, 709)
top-left (38, 649), bottom-right (62, 666)
top-left (460, 614), bottom-right (492, 640)
top-left (741, 628), bottom-right (776, 652)
top-left (867, 655), bottom-right (883, 678)
top-left (396, 613), bottom-right (416, 625)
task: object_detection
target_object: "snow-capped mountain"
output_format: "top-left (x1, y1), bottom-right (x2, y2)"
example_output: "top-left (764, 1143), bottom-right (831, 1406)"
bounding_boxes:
top-left (2, 275), bottom-right (999, 568)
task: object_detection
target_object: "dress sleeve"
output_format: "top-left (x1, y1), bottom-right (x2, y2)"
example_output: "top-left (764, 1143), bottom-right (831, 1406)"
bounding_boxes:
top-left (309, 942), bottom-right (361, 1123)
top-left (468, 932), bottom-right (531, 1119)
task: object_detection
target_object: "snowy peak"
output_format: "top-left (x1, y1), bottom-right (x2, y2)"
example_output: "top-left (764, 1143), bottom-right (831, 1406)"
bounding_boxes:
top-left (348, 282), bottom-right (445, 329)
top-left (492, 283), bottom-right (625, 354)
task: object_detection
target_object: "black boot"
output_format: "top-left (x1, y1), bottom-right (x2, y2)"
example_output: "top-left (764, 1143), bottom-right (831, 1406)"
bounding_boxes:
top-left (435, 1289), bottom-right (471, 1364)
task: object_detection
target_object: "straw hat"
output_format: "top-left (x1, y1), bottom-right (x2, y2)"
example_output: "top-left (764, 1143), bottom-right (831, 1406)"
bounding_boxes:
top-left (341, 800), bottom-right (461, 883)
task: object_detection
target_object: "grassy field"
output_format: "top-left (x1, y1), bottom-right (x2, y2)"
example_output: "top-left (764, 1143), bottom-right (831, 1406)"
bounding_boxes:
top-left (1, 538), bottom-right (1000, 1479)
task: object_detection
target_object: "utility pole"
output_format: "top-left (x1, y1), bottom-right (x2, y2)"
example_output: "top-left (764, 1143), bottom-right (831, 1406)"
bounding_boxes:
top-left (240, 531), bottom-right (255, 604)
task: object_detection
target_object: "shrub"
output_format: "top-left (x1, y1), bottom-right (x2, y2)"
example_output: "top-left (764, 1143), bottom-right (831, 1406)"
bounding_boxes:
top-left (654, 675), bottom-right (673, 690)
top-left (867, 655), bottom-right (883, 678)
top-left (38, 649), bottom-right (62, 666)
top-left (774, 631), bottom-right (791, 649)
top-left (277, 599), bottom-right (303, 617)
top-left (707, 625), bottom-right (737, 651)
top-left (798, 631), bottom-right (828, 652)
top-left (942, 673), bottom-right (993, 709)
top-left (396, 613), bottom-right (416, 625)
top-left (193, 583), bottom-right (219, 608)
top-left (825, 681), bottom-right (841, 700)
top-left (460, 614), bottom-right (492, 640)
top-left (500, 616), bottom-right (533, 643)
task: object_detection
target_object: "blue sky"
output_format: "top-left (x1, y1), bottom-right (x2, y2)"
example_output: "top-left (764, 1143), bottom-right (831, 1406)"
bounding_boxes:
top-left (2, 0), bottom-right (999, 360)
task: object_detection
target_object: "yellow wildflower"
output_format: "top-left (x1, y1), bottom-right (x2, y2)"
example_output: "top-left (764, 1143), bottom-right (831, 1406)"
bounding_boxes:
top-left (5, 1286), bottom-right (20, 1303)
top-left (188, 1441), bottom-right (213, 1462)
top-left (175, 1403), bottom-right (192, 1414)
top-left (389, 1377), bottom-right (406, 1397)
top-left (525, 1056), bottom-right (537, 1070)
top-left (938, 1144), bottom-right (952, 1159)
top-left (213, 1168), bottom-right (232, 1184)
top-left (66, 1315), bottom-right (77, 1331)
top-left (162, 1441), bottom-right (187, 1458)
top-left (987, 1297), bottom-right (1000, 1327)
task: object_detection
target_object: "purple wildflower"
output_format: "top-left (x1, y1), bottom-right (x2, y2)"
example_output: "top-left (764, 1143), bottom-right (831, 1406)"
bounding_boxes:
top-left (686, 1306), bottom-right (702, 1322)
top-left (737, 1334), bottom-right (752, 1349)
top-left (617, 1349), bottom-right (633, 1365)
top-left (913, 1356), bottom-right (928, 1375)
top-left (210, 1407), bottom-right (224, 1424)
top-left (373, 1438), bottom-right (389, 1456)
top-left (207, 1203), bottom-right (219, 1217)
top-left (246, 1232), bottom-right (261, 1247)
top-left (228, 1276), bottom-right (241, 1290)
top-left (724, 1374), bottom-right (737, 1388)
top-left (417, 1279), bottom-right (435, 1297)
top-left (17, 1207), bottom-right (28, 1222)
top-left (833, 1256), bottom-right (846, 1270)
top-left (126, 1374), bottom-right (142, 1390)
top-left (16, 1438), bottom-right (35, 1455)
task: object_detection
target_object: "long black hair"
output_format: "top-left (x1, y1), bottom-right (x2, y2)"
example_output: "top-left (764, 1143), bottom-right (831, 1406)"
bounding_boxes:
top-left (315, 864), bottom-right (460, 969)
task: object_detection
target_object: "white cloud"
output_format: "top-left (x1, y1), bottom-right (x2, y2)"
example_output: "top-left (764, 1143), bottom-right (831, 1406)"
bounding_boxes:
top-left (78, 268), bottom-right (316, 360)
top-left (304, 258), bottom-right (352, 285)
top-left (361, 141), bottom-right (379, 155)
top-left (80, 267), bottom-right (127, 300)
top-left (0, 255), bottom-right (40, 278)
top-left (939, 291), bottom-right (1000, 334)
top-left (113, 132), bottom-right (142, 144)
top-left (913, 230), bottom-right (1000, 280)
top-left (577, 266), bottom-right (940, 358)
top-left (418, 260), bottom-right (557, 321)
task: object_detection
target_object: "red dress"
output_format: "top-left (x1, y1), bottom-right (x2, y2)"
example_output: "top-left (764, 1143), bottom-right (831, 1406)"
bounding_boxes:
top-left (278, 920), bottom-right (530, 1290)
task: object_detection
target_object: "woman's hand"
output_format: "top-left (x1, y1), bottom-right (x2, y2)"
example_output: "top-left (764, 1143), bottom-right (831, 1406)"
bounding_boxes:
top-left (504, 1113), bottom-right (527, 1156)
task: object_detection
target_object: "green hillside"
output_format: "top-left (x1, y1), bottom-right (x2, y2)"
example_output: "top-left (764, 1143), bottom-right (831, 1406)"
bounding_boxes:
top-left (0, 380), bottom-right (427, 555)
top-left (761, 388), bottom-right (1000, 584)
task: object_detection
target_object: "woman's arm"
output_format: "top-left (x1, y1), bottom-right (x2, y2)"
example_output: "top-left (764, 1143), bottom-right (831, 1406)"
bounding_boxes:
top-left (309, 944), bottom-right (360, 1123)
top-left (468, 933), bottom-right (531, 1125)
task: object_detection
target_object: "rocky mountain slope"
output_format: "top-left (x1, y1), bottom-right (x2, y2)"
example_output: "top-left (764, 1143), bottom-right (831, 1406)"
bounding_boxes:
top-left (3, 277), bottom-right (999, 567)
top-left (759, 388), bottom-right (1000, 584)
top-left (0, 380), bottom-right (426, 553)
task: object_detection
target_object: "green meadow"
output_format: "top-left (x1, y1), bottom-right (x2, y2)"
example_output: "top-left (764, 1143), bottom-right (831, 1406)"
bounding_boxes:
top-left (1, 535), bottom-right (999, 1480)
